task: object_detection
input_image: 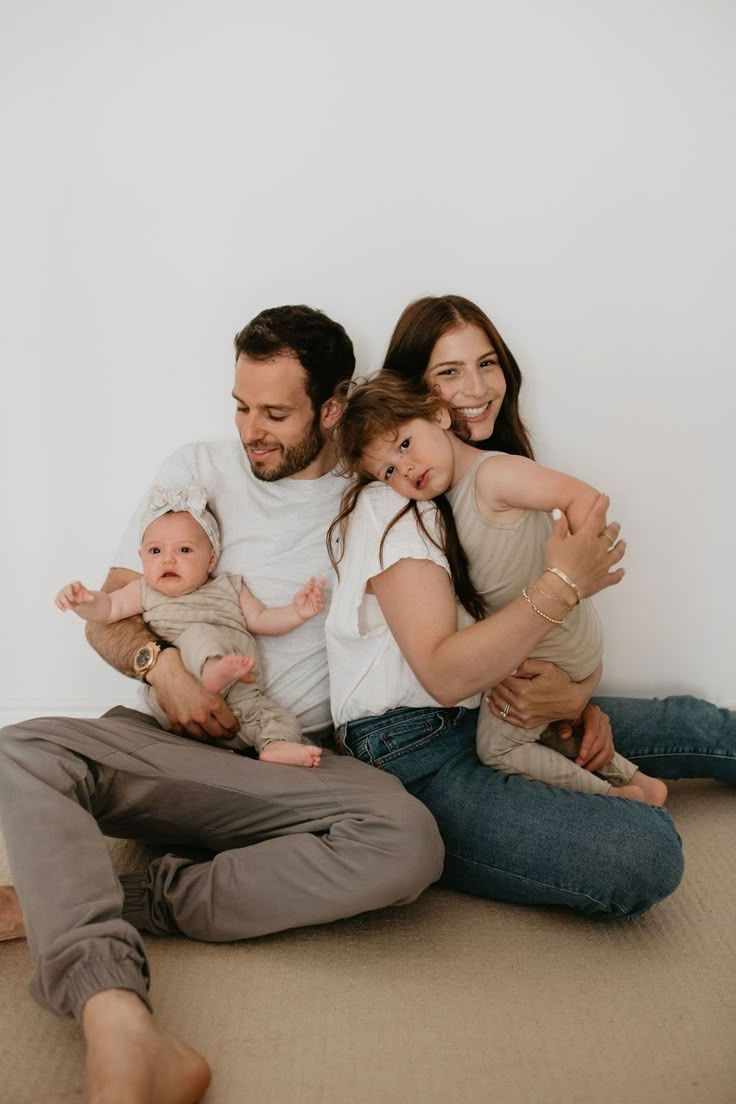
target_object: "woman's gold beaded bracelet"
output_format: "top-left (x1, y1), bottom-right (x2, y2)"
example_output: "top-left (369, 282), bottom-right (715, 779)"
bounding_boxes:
top-left (521, 587), bottom-right (567, 624)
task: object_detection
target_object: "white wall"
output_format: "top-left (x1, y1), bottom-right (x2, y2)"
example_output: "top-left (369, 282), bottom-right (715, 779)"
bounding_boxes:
top-left (1, 0), bottom-right (734, 720)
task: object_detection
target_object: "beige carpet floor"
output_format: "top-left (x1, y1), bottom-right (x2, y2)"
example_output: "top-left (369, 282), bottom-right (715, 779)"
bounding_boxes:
top-left (0, 779), bottom-right (734, 1104)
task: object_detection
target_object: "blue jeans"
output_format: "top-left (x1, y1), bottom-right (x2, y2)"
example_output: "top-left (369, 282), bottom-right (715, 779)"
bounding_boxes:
top-left (339, 695), bottom-right (735, 918)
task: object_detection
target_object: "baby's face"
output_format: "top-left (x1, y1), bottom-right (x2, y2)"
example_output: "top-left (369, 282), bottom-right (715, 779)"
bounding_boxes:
top-left (139, 512), bottom-right (216, 597)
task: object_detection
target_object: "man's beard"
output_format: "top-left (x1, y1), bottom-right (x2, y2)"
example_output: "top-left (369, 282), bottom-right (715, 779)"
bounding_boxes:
top-left (246, 415), bottom-right (326, 482)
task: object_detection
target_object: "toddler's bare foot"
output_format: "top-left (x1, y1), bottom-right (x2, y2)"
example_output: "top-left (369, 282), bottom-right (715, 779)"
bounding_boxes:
top-left (83, 989), bottom-right (211, 1104)
top-left (608, 783), bottom-right (646, 802)
top-left (201, 654), bottom-right (255, 693)
top-left (630, 771), bottom-right (668, 806)
top-left (259, 742), bottom-right (322, 768)
top-left (0, 885), bottom-right (26, 941)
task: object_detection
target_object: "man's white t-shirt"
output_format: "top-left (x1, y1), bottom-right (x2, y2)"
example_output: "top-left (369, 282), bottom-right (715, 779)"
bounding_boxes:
top-left (114, 438), bottom-right (345, 732)
top-left (326, 482), bottom-right (480, 726)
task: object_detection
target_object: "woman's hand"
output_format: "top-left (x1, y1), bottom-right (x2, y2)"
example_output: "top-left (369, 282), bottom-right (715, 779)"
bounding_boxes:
top-left (572, 704), bottom-right (615, 772)
top-left (486, 658), bottom-right (597, 729)
top-left (545, 495), bottom-right (625, 599)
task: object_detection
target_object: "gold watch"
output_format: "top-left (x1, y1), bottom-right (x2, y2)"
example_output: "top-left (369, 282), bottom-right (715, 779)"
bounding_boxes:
top-left (132, 640), bottom-right (175, 682)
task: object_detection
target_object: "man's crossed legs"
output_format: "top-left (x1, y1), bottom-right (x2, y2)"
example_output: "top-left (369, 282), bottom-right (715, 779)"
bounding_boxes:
top-left (0, 707), bottom-right (444, 1102)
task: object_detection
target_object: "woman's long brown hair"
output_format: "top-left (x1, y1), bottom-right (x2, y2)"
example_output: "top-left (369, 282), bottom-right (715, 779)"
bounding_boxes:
top-left (381, 294), bottom-right (534, 460)
top-left (328, 374), bottom-right (487, 622)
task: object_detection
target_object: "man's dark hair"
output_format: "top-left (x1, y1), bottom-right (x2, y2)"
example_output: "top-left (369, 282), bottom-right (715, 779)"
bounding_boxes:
top-left (234, 305), bottom-right (356, 413)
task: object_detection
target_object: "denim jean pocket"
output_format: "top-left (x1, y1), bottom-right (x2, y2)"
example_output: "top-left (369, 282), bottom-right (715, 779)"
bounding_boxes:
top-left (343, 706), bottom-right (466, 787)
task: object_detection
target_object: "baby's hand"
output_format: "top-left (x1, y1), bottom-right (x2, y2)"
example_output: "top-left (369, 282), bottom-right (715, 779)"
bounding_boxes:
top-left (292, 577), bottom-right (327, 622)
top-left (55, 581), bottom-right (96, 612)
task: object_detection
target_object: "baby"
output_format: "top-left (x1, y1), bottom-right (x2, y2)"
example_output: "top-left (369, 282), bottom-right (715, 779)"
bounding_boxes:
top-left (56, 483), bottom-right (325, 767)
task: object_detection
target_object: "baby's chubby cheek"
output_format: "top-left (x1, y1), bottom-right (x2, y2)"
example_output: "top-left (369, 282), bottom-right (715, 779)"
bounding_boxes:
top-left (140, 564), bottom-right (159, 587)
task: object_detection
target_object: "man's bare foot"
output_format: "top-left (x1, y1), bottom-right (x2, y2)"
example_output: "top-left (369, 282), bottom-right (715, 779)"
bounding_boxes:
top-left (201, 653), bottom-right (255, 693)
top-left (630, 771), bottom-right (668, 806)
top-left (83, 989), bottom-right (211, 1104)
top-left (259, 742), bottom-right (322, 768)
top-left (608, 784), bottom-right (646, 802)
top-left (0, 885), bottom-right (26, 941)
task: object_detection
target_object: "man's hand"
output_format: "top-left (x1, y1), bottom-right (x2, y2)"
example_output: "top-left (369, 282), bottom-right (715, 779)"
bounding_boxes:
top-left (147, 649), bottom-right (239, 742)
top-left (292, 577), bottom-right (327, 622)
top-left (486, 658), bottom-right (596, 730)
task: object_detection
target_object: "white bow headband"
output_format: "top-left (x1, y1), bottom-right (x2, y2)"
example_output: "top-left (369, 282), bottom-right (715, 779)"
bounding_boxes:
top-left (139, 483), bottom-right (221, 559)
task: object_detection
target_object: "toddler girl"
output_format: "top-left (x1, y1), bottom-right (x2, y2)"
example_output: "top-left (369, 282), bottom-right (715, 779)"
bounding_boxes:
top-left (330, 375), bottom-right (666, 803)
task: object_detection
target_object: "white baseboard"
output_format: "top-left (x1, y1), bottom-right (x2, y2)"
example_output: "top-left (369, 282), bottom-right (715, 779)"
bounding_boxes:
top-left (0, 699), bottom-right (141, 727)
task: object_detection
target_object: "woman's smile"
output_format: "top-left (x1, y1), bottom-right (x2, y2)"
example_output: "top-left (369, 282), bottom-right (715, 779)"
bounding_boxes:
top-left (456, 400), bottom-right (495, 423)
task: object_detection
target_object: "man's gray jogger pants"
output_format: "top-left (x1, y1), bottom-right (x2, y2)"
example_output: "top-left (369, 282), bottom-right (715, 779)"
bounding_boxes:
top-left (0, 707), bottom-right (444, 1019)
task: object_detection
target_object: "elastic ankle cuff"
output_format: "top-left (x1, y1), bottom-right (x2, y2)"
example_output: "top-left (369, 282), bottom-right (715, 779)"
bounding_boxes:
top-left (34, 954), bottom-right (152, 1021)
top-left (119, 872), bottom-right (150, 932)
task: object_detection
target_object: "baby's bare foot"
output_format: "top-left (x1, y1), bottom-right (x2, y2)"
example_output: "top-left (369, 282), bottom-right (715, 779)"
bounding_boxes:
top-left (259, 742), bottom-right (323, 768)
top-left (608, 784), bottom-right (646, 802)
top-left (630, 771), bottom-right (668, 806)
top-left (201, 654), bottom-right (255, 693)
top-left (0, 886), bottom-right (26, 941)
top-left (83, 990), bottom-right (211, 1104)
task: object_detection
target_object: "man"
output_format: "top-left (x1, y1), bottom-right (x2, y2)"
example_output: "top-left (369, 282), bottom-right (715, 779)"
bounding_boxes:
top-left (0, 306), bottom-right (444, 1104)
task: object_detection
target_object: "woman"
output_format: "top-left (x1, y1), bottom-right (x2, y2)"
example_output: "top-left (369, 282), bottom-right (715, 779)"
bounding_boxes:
top-left (326, 295), bottom-right (735, 918)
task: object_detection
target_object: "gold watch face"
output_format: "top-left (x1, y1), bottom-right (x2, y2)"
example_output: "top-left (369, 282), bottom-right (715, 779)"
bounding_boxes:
top-left (134, 646), bottom-right (153, 672)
